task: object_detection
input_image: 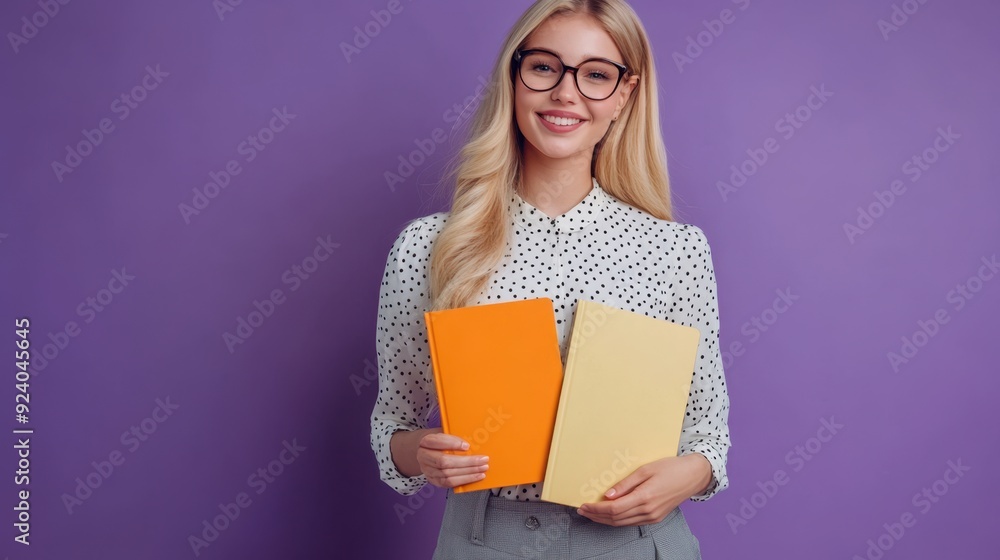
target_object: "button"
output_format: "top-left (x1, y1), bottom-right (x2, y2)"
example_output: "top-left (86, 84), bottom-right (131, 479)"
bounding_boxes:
top-left (524, 515), bottom-right (540, 530)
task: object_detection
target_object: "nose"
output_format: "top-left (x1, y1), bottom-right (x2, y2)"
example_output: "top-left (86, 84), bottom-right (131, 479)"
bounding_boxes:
top-left (552, 67), bottom-right (580, 100)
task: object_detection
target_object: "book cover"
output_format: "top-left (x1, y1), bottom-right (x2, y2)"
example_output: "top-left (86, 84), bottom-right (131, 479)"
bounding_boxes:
top-left (424, 297), bottom-right (564, 493)
top-left (541, 299), bottom-right (701, 507)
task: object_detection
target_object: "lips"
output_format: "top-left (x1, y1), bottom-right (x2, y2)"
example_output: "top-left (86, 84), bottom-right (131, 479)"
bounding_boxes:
top-left (535, 111), bottom-right (585, 133)
top-left (536, 110), bottom-right (589, 134)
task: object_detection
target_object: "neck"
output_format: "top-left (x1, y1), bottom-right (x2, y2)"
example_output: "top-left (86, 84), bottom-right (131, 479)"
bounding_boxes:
top-left (518, 147), bottom-right (594, 218)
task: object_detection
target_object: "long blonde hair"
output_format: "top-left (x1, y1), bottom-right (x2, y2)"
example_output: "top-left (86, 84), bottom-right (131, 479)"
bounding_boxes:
top-left (429, 0), bottom-right (672, 312)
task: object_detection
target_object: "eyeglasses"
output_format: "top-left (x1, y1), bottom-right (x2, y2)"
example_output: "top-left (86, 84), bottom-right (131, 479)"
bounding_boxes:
top-left (513, 49), bottom-right (629, 101)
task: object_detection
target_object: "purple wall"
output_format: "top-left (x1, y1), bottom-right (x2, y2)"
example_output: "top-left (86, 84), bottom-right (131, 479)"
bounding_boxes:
top-left (1, 0), bottom-right (997, 558)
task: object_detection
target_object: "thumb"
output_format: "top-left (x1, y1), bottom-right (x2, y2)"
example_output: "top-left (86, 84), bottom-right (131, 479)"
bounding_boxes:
top-left (604, 469), bottom-right (647, 499)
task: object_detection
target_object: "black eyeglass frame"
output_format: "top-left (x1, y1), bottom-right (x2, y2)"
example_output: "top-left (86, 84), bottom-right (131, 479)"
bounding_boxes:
top-left (512, 48), bottom-right (630, 101)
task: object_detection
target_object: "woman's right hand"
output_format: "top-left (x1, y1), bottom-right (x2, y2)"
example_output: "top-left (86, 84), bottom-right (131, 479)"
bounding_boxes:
top-left (416, 428), bottom-right (490, 488)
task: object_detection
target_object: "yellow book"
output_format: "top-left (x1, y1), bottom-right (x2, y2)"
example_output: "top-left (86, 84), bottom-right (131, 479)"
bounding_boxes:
top-left (540, 299), bottom-right (701, 507)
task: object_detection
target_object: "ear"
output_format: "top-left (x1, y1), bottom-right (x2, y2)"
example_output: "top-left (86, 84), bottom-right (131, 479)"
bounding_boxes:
top-left (613, 74), bottom-right (640, 120)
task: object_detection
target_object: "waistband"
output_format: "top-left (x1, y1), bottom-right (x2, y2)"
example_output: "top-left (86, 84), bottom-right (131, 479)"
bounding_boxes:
top-left (449, 487), bottom-right (661, 546)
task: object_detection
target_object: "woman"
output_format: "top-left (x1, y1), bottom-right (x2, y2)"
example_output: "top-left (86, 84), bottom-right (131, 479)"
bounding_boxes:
top-left (371, 0), bottom-right (731, 557)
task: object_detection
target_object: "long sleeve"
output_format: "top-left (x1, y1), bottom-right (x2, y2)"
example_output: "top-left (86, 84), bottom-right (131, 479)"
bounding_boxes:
top-left (370, 216), bottom-right (439, 496)
top-left (369, 180), bottom-right (733, 505)
top-left (672, 225), bottom-right (731, 502)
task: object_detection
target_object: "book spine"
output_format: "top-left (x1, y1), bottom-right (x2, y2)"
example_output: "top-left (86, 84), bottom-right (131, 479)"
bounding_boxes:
top-left (425, 311), bottom-right (471, 493)
top-left (543, 299), bottom-right (586, 500)
top-left (424, 312), bottom-right (451, 437)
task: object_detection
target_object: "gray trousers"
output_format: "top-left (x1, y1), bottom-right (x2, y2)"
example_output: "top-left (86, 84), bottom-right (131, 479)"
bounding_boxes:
top-left (431, 487), bottom-right (702, 559)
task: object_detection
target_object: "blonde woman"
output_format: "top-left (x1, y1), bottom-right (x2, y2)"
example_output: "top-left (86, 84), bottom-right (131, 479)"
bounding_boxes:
top-left (371, 1), bottom-right (730, 557)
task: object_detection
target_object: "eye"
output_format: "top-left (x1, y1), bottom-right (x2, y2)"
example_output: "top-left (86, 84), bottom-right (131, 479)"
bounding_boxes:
top-left (530, 63), bottom-right (555, 73)
top-left (586, 71), bottom-right (611, 81)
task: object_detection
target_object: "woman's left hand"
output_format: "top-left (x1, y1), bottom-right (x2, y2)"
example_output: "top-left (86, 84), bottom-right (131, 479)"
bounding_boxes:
top-left (576, 453), bottom-right (712, 527)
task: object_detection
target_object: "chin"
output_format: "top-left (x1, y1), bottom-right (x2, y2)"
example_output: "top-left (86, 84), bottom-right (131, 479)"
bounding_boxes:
top-left (544, 148), bottom-right (589, 161)
top-left (531, 138), bottom-right (596, 161)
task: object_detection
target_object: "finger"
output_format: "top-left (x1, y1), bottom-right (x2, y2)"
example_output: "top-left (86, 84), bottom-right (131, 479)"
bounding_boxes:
top-left (577, 508), bottom-right (633, 526)
top-left (439, 472), bottom-right (487, 488)
top-left (417, 449), bottom-right (489, 476)
top-left (602, 468), bottom-right (646, 499)
top-left (443, 454), bottom-right (490, 470)
top-left (579, 493), bottom-right (643, 518)
top-left (577, 508), bottom-right (621, 526)
top-left (424, 451), bottom-right (489, 470)
top-left (420, 433), bottom-right (471, 450)
top-left (593, 505), bottom-right (674, 527)
top-left (439, 463), bottom-right (489, 478)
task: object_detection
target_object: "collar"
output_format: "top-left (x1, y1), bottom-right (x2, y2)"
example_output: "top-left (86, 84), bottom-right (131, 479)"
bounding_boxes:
top-left (507, 176), bottom-right (613, 234)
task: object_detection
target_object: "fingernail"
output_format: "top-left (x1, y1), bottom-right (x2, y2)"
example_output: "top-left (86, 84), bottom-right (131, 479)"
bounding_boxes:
top-left (605, 488), bottom-right (616, 498)
top-left (477, 473), bottom-right (486, 479)
top-left (461, 442), bottom-right (470, 450)
top-left (479, 456), bottom-right (489, 463)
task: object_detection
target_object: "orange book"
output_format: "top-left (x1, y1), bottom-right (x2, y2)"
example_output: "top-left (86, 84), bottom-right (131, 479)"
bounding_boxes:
top-left (424, 297), bottom-right (564, 493)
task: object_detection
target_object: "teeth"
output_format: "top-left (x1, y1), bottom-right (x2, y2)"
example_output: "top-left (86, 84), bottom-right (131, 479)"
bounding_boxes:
top-left (541, 114), bottom-right (582, 126)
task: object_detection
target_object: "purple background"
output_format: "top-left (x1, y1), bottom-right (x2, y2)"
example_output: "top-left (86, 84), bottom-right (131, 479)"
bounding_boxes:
top-left (1, 0), bottom-right (997, 558)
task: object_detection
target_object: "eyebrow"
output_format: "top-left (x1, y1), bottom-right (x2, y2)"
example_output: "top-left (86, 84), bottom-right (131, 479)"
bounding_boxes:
top-left (523, 46), bottom-right (616, 62)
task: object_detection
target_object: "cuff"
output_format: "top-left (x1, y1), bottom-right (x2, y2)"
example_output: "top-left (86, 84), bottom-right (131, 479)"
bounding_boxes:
top-left (374, 427), bottom-right (429, 496)
top-left (680, 444), bottom-right (728, 502)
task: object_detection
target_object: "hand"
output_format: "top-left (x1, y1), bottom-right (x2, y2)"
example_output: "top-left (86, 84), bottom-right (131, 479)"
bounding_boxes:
top-left (416, 428), bottom-right (490, 489)
top-left (576, 453), bottom-right (712, 527)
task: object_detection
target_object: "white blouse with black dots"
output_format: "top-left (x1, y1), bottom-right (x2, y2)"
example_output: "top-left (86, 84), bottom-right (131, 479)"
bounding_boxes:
top-left (370, 176), bottom-right (731, 503)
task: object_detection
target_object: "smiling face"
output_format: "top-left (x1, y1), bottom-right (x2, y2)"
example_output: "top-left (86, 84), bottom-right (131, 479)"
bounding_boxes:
top-left (514, 12), bottom-right (638, 165)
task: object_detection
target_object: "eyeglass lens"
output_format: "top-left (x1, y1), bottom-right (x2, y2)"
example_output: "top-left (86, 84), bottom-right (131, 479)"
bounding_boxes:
top-left (519, 51), bottom-right (620, 100)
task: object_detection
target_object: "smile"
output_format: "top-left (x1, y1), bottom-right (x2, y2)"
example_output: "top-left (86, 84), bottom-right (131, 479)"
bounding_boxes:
top-left (540, 114), bottom-right (582, 126)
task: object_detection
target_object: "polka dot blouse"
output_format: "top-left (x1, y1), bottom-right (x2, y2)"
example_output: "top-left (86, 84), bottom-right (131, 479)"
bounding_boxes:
top-left (371, 176), bottom-right (731, 503)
